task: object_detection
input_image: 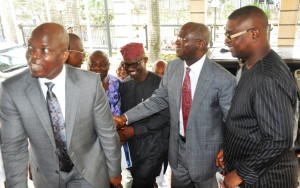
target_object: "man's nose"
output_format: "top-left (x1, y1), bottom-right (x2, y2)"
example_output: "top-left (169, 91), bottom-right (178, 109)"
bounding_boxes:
top-left (28, 49), bottom-right (41, 59)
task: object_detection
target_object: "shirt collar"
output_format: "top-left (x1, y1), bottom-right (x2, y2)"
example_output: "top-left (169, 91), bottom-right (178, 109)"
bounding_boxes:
top-left (184, 54), bottom-right (206, 72)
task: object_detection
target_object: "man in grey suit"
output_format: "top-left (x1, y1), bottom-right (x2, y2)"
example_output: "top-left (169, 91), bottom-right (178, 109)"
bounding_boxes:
top-left (0, 23), bottom-right (122, 188)
top-left (114, 22), bottom-right (237, 188)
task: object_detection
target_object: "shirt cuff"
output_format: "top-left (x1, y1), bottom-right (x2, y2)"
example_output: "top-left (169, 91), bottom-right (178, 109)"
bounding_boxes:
top-left (124, 114), bottom-right (129, 125)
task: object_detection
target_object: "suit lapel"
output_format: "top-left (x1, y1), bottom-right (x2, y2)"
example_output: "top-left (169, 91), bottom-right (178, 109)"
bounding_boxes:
top-left (191, 57), bottom-right (213, 112)
top-left (175, 60), bottom-right (185, 111)
top-left (65, 66), bottom-right (80, 149)
top-left (25, 76), bottom-right (56, 147)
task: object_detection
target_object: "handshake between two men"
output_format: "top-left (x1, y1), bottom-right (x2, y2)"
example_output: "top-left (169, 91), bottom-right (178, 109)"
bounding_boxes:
top-left (113, 115), bottom-right (133, 145)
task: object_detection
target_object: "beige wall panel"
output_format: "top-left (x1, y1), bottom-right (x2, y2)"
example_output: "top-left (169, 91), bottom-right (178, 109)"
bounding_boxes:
top-left (191, 13), bottom-right (205, 23)
top-left (277, 0), bottom-right (299, 46)
top-left (190, 0), bottom-right (205, 23)
top-left (279, 11), bottom-right (298, 24)
top-left (280, 1), bottom-right (299, 10)
top-left (278, 25), bottom-right (297, 37)
top-left (190, 0), bottom-right (205, 12)
top-left (278, 38), bottom-right (295, 46)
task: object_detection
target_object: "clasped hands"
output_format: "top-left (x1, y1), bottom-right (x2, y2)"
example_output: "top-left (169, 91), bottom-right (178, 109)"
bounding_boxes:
top-left (113, 115), bottom-right (127, 129)
top-left (113, 115), bottom-right (134, 145)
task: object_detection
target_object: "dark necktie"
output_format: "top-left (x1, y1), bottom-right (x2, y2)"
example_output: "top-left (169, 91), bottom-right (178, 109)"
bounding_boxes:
top-left (182, 67), bottom-right (192, 136)
top-left (45, 82), bottom-right (73, 172)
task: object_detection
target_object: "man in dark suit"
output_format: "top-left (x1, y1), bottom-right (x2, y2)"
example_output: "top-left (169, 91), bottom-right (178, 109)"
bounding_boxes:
top-left (114, 22), bottom-right (237, 188)
top-left (118, 43), bottom-right (170, 188)
top-left (218, 6), bottom-right (298, 188)
top-left (0, 22), bottom-right (122, 188)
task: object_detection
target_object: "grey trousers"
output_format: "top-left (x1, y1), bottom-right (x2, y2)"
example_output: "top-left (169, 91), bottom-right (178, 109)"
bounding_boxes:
top-left (59, 167), bottom-right (94, 188)
top-left (171, 139), bottom-right (218, 188)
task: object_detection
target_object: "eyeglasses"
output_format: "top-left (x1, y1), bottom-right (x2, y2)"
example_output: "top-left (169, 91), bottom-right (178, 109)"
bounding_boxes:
top-left (176, 36), bottom-right (202, 42)
top-left (69, 50), bottom-right (85, 55)
top-left (122, 58), bottom-right (144, 69)
top-left (225, 28), bottom-right (255, 42)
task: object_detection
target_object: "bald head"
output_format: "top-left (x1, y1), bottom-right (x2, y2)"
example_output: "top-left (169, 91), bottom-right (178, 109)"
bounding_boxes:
top-left (89, 50), bottom-right (109, 63)
top-left (69, 33), bottom-right (82, 49)
top-left (31, 22), bottom-right (69, 50)
top-left (66, 33), bottom-right (85, 68)
top-left (182, 22), bottom-right (211, 49)
top-left (152, 60), bottom-right (167, 77)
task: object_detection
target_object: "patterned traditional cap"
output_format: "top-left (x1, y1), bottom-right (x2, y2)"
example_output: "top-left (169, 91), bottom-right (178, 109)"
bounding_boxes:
top-left (120, 42), bottom-right (145, 59)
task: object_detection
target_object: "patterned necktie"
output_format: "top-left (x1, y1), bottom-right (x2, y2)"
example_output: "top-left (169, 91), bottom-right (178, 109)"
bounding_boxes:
top-left (182, 67), bottom-right (192, 136)
top-left (45, 82), bottom-right (73, 172)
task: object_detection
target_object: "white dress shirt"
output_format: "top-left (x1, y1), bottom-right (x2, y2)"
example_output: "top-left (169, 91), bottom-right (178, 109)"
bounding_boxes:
top-left (39, 65), bottom-right (66, 119)
top-left (179, 55), bottom-right (206, 136)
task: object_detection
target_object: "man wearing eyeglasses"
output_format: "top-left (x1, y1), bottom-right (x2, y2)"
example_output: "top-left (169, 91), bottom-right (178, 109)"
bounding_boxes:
top-left (114, 23), bottom-right (237, 188)
top-left (117, 42), bottom-right (170, 188)
top-left (216, 6), bottom-right (299, 188)
top-left (66, 33), bottom-right (85, 68)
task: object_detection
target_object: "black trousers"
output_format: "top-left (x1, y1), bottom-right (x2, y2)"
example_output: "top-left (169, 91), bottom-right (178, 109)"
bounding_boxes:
top-left (129, 157), bottom-right (163, 188)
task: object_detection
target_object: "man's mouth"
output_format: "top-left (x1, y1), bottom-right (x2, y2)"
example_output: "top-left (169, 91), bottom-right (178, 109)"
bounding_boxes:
top-left (128, 71), bottom-right (137, 76)
top-left (30, 64), bottom-right (43, 71)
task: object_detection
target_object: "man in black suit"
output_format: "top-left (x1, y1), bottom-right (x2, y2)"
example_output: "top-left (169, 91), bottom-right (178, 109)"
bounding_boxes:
top-left (216, 6), bottom-right (299, 188)
top-left (118, 43), bottom-right (170, 188)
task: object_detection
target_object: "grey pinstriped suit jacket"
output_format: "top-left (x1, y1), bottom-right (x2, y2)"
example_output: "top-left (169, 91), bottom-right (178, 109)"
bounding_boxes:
top-left (0, 64), bottom-right (121, 188)
top-left (125, 57), bottom-right (237, 183)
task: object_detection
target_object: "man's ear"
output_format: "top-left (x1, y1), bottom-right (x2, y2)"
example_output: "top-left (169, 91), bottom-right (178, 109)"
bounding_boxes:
top-left (143, 57), bottom-right (148, 65)
top-left (197, 40), bottom-right (205, 49)
top-left (252, 28), bottom-right (260, 41)
top-left (62, 50), bottom-right (69, 63)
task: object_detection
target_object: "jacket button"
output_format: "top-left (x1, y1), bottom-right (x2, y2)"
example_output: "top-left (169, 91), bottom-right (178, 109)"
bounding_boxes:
top-left (55, 170), bottom-right (59, 174)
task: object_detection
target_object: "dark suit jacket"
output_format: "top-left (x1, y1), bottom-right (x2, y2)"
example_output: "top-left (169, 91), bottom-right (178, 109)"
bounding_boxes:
top-left (0, 64), bottom-right (121, 188)
top-left (120, 72), bottom-right (170, 178)
top-left (224, 50), bottom-right (298, 187)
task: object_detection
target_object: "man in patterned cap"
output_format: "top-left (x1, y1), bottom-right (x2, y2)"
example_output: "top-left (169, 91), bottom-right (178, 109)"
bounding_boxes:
top-left (117, 42), bottom-right (170, 188)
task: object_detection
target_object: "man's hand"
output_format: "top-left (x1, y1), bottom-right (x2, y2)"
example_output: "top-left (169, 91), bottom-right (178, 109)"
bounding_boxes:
top-left (224, 170), bottom-right (242, 188)
top-left (110, 175), bottom-right (122, 188)
top-left (113, 115), bottom-right (127, 130)
top-left (215, 148), bottom-right (225, 171)
top-left (117, 126), bottom-right (135, 145)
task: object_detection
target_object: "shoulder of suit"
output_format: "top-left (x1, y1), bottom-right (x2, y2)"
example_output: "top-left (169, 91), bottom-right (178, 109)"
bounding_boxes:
top-left (167, 58), bottom-right (182, 65)
top-left (207, 58), bottom-right (234, 75)
top-left (2, 68), bottom-right (31, 87)
top-left (65, 64), bottom-right (99, 80)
